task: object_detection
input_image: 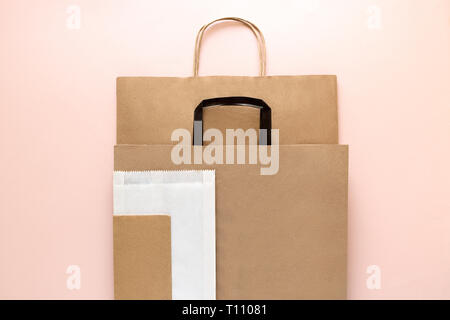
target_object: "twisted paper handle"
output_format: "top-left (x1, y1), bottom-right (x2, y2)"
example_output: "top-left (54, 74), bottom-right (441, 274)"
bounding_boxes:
top-left (193, 17), bottom-right (267, 77)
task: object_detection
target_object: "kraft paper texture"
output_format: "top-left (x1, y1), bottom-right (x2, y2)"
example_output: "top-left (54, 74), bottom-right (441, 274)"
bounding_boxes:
top-left (114, 145), bottom-right (348, 299)
top-left (116, 76), bottom-right (338, 145)
top-left (113, 215), bottom-right (172, 300)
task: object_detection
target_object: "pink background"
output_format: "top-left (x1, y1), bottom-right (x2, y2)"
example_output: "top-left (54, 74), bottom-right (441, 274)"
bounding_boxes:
top-left (1, 0), bottom-right (449, 299)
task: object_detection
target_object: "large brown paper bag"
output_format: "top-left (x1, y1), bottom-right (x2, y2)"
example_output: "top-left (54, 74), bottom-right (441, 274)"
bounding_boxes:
top-left (114, 145), bottom-right (348, 299)
top-left (117, 17), bottom-right (338, 146)
top-left (114, 17), bottom-right (348, 299)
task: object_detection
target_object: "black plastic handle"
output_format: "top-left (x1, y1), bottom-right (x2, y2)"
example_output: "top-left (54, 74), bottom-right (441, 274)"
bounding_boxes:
top-left (193, 96), bottom-right (272, 145)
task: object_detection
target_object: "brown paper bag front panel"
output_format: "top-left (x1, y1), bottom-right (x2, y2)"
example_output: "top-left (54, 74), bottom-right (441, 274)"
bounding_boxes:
top-left (117, 76), bottom-right (338, 145)
top-left (113, 215), bottom-right (172, 300)
top-left (114, 145), bottom-right (348, 300)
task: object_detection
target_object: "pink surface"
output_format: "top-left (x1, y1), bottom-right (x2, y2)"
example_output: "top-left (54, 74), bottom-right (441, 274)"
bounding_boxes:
top-left (0, 0), bottom-right (449, 299)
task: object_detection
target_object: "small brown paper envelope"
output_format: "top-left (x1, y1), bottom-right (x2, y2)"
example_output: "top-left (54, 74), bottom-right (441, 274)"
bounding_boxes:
top-left (113, 215), bottom-right (172, 300)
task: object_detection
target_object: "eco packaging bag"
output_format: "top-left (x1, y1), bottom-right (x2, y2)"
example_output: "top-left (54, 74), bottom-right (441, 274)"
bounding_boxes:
top-left (113, 170), bottom-right (216, 300)
top-left (115, 17), bottom-right (348, 299)
top-left (113, 215), bottom-right (172, 300)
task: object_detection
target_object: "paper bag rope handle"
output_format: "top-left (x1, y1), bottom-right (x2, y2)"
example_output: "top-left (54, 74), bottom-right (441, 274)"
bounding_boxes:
top-left (193, 17), bottom-right (267, 77)
top-left (193, 96), bottom-right (272, 146)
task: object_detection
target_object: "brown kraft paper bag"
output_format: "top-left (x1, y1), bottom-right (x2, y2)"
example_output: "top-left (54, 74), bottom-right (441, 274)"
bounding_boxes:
top-left (114, 17), bottom-right (348, 299)
top-left (113, 215), bottom-right (172, 300)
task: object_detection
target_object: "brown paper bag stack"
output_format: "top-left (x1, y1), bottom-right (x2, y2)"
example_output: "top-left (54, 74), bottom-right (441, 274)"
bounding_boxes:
top-left (114, 17), bottom-right (348, 300)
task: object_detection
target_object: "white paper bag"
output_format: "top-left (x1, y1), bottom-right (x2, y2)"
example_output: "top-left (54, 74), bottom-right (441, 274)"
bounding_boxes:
top-left (113, 170), bottom-right (215, 300)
